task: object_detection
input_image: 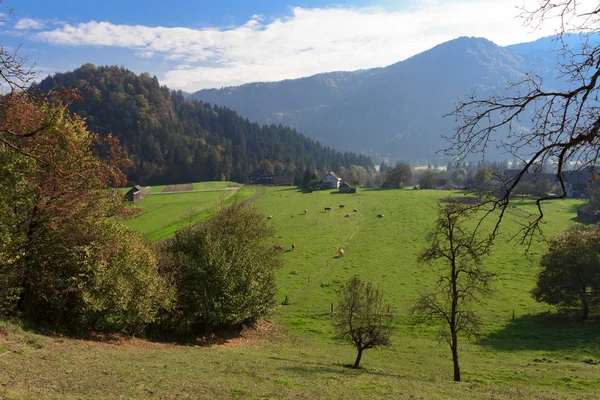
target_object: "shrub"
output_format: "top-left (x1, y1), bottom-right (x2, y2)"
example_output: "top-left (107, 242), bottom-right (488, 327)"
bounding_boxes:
top-left (160, 202), bottom-right (281, 330)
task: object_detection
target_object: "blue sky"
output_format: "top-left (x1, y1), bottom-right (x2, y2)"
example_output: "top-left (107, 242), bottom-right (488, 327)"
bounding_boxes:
top-left (0, 0), bottom-right (579, 91)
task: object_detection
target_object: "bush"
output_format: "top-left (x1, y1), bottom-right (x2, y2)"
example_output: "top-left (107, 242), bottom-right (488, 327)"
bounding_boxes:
top-left (160, 202), bottom-right (281, 330)
top-left (10, 220), bottom-right (172, 333)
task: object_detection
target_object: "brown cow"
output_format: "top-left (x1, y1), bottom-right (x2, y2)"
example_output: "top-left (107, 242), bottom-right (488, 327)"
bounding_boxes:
top-left (292, 243), bottom-right (296, 251)
top-left (339, 204), bottom-right (345, 209)
top-left (338, 248), bottom-right (344, 257)
top-left (377, 213), bottom-right (385, 218)
top-left (353, 208), bottom-right (358, 212)
top-left (267, 215), bottom-right (273, 220)
top-left (345, 213), bottom-right (351, 217)
top-left (324, 207), bottom-right (332, 211)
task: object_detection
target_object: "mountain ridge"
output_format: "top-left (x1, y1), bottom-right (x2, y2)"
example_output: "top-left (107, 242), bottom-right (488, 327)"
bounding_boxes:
top-left (190, 35), bottom-right (578, 163)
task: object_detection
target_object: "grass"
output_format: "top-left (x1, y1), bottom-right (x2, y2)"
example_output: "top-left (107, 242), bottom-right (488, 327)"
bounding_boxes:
top-left (2, 186), bottom-right (599, 399)
top-left (122, 185), bottom-right (255, 241)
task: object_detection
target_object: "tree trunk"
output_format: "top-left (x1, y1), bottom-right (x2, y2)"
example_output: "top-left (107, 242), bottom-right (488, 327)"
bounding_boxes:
top-left (451, 333), bottom-right (460, 382)
top-left (354, 348), bottom-right (363, 368)
top-left (582, 297), bottom-right (589, 320)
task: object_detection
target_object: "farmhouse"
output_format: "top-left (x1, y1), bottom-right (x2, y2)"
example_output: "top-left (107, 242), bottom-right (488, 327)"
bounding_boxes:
top-left (272, 175), bottom-right (294, 186)
top-left (320, 171), bottom-right (342, 189)
top-left (249, 169), bottom-right (274, 185)
top-left (125, 185), bottom-right (150, 203)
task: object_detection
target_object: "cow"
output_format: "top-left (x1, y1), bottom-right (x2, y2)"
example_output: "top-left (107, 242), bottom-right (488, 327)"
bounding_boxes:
top-left (267, 215), bottom-right (273, 220)
top-left (304, 209), bottom-right (308, 214)
top-left (345, 213), bottom-right (351, 217)
top-left (353, 208), bottom-right (358, 212)
top-left (377, 213), bottom-right (385, 218)
top-left (338, 248), bottom-right (344, 257)
top-left (292, 243), bottom-right (296, 251)
top-left (339, 204), bottom-right (345, 209)
top-left (324, 207), bottom-right (332, 211)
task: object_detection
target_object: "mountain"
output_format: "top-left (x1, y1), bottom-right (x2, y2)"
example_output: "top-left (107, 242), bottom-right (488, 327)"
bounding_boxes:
top-left (191, 36), bottom-right (575, 163)
top-left (37, 65), bottom-right (373, 185)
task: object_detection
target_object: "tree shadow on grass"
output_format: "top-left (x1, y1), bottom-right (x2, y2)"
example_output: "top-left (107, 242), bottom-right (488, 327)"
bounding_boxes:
top-left (18, 318), bottom-right (248, 348)
top-left (268, 356), bottom-right (404, 378)
top-left (480, 312), bottom-right (600, 352)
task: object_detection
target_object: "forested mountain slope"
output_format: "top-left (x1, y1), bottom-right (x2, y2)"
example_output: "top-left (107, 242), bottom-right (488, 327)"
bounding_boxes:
top-left (38, 65), bottom-right (372, 185)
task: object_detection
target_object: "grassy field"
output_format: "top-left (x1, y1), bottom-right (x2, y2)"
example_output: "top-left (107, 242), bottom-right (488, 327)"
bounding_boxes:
top-left (123, 186), bottom-right (254, 241)
top-left (2, 187), bottom-right (599, 399)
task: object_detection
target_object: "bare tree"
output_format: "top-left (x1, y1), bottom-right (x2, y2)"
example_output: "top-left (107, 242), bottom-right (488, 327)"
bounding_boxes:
top-left (0, 1), bottom-right (35, 92)
top-left (333, 275), bottom-right (397, 369)
top-left (0, 1), bottom-right (64, 161)
top-left (446, 1), bottom-right (600, 244)
top-left (412, 202), bottom-right (493, 382)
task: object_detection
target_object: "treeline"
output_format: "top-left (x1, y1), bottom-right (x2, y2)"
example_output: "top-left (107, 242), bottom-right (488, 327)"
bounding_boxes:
top-left (37, 64), bottom-right (373, 185)
top-left (0, 93), bottom-right (280, 334)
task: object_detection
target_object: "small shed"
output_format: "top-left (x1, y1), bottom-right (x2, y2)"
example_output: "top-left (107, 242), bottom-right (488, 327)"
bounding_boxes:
top-left (339, 182), bottom-right (354, 193)
top-left (125, 185), bottom-right (150, 203)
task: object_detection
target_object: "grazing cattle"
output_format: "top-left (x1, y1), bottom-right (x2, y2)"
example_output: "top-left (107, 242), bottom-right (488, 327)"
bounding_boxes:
top-left (292, 243), bottom-right (296, 251)
top-left (377, 213), bottom-right (385, 218)
top-left (273, 244), bottom-right (284, 253)
top-left (339, 204), bottom-right (345, 209)
top-left (353, 208), bottom-right (358, 212)
top-left (304, 209), bottom-right (308, 214)
top-left (338, 248), bottom-right (345, 257)
top-left (324, 207), bottom-right (332, 211)
top-left (267, 215), bottom-right (273, 220)
top-left (345, 213), bottom-right (351, 217)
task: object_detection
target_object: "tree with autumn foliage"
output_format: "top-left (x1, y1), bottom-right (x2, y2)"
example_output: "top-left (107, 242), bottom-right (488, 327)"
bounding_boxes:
top-left (0, 93), bottom-right (171, 332)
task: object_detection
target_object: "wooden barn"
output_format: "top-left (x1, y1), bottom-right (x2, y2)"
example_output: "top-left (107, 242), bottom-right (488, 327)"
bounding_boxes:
top-left (125, 185), bottom-right (150, 203)
top-left (273, 175), bottom-right (294, 186)
top-left (339, 182), bottom-right (354, 193)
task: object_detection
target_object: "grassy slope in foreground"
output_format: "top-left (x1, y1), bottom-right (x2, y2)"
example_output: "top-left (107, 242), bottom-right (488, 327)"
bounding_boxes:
top-left (1, 188), bottom-right (598, 399)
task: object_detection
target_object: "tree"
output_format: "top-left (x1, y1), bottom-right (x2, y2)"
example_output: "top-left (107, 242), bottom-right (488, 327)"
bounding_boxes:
top-left (301, 167), bottom-right (317, 187)
top-left (160, 202), bottom-right (281, 330)
top-left (381, 162), bottom-right (412, 189)
top-left (0, 93), bottom-right (171, 332)
top-left (447, 1), bottom-right (600, 242)
top-left (412, 202), bottom-right (493, 382)
top-left (418, 168), bottom-right (438, 189)
top-left (532, 224), bottom-right (600, 319)
top-left (333, 275), bottom-right (397, 368)
top-left (0, 2), bottom-right (34, 92)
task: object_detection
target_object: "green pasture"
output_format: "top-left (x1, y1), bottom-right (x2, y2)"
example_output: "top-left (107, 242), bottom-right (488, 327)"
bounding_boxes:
top-left (2, 187), bottom-right (599, 399)
top-left (122, 184), bottom-right (254, 241)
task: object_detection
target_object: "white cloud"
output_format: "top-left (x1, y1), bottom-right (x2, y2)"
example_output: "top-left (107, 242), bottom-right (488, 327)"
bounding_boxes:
top-left (15, 18), bottom-right (45, 30)
top-left (33, 0), bottom-right (593, 91)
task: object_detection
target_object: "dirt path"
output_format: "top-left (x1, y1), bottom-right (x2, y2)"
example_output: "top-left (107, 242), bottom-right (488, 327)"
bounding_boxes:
top-left (243, 186), bottom-right (266, 204)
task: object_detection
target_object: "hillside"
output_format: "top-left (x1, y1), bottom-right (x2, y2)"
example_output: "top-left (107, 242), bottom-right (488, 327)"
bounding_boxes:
top-left (191, 36), bottom-right (584, 163)
top-left (38, 65), bottom-right (373, 185)
top-left (2, 188), bottom-right (597, 399)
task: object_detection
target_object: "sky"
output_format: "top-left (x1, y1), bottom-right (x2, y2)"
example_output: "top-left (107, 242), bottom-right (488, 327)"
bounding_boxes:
top-left (0, 0), bottom-right (589, 92)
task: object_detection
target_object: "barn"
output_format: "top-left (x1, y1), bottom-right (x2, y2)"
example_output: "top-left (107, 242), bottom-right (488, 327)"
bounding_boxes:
top-left (339, 182), bottom-right (355, 193)
top-left (125, 185), bottom-right (150, 203)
